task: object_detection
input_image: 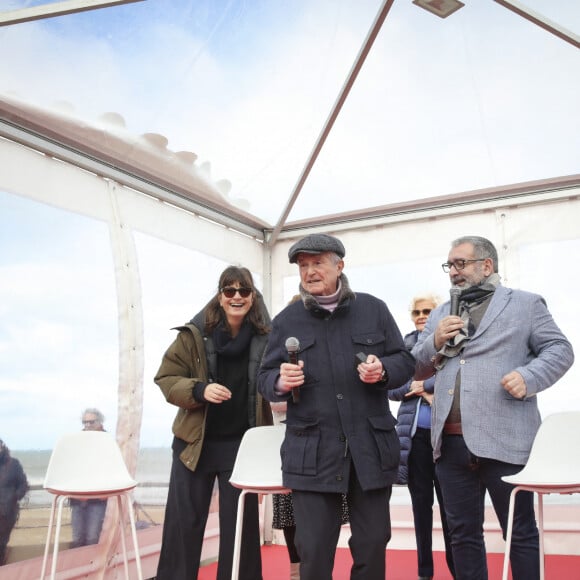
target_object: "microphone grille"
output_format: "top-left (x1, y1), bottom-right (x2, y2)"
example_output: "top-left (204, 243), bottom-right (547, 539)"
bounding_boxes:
top-left (285, 336), bottom-right (300, 352)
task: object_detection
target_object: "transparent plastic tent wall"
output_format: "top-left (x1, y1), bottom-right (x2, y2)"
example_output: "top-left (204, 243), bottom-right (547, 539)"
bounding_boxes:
top-left (1, 136), bottom-right (579, 577)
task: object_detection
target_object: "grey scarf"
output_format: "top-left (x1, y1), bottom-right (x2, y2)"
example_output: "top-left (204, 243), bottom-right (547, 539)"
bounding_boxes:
top-left (434, 273), bottom-right (501, 370)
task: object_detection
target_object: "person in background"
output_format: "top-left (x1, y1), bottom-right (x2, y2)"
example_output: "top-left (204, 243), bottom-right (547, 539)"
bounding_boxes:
top-left (0, 439), bottom-right (28, 565)
top-left (155, 266), bottom-right (273, 580)
top-left (70, 408), bottom-right (107, 548)
top-left (413, 235), bottom-right (574, 580)
top-left (258, 233), bottom-right (415, 580)
top-left (388, 294), bottom-right (455, 580)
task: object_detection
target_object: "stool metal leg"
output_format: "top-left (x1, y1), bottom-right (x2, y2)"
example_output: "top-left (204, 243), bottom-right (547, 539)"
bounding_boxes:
top-left (40, 495), bottom-right (58, 580)
top-left (231, 489), bottom-right (249, 580)
top-left (537, 493), bottom-right (545, 580)
top-left (125, 494), bottom-right (144, 580)
top-left (502, 486), bottom-right (519, 580)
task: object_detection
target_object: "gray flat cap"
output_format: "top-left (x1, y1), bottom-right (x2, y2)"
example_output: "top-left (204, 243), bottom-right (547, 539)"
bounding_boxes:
top-left (288, 233), bottom-right (346, 263)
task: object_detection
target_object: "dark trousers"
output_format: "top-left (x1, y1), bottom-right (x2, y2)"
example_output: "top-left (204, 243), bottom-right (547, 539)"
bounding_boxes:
top-left (156, 437), bottom-right (262, 580)
top-left (0, 506), bottom-right (19, 565)
top-left (282, 526), bottom-right (300, 563)
top-left (408, 428), bottom-right (455, 578)
top-left (292, 467), bottom-right (391, 580)
top-left (436, 434), bottom-right (539, 580)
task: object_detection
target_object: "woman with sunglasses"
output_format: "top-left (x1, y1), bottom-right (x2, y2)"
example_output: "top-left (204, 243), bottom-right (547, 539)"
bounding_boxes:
top-left (389, 293), bottom-right (456, 580)
top-left (154, 266), bottom-right (273, 580)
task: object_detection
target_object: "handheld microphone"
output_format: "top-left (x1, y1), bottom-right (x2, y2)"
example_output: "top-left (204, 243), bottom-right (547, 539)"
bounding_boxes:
top-left (285, 337), bottom-right (300, 404)
top-left (449, 286), bottom-right (461, 317)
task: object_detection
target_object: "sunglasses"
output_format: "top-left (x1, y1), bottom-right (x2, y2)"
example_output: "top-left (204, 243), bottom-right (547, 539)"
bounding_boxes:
top-left (221, 286), bottom-right (253, 298)
top-left (411, 308), bottom-right (432, 317)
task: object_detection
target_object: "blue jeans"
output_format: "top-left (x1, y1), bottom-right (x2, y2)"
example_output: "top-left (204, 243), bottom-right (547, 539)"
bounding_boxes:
top-left (435, 435), bottom-right (539, 580)
top-left (70, 498), bottom-right (107, 547)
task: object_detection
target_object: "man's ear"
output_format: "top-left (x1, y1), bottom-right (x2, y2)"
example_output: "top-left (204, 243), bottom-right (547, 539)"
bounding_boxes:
top-left (483, 257), bottom-right (494, 275)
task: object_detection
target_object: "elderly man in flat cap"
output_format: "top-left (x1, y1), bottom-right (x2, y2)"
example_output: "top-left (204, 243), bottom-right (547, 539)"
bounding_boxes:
top-left (259, 233), bottom-right (415, 580)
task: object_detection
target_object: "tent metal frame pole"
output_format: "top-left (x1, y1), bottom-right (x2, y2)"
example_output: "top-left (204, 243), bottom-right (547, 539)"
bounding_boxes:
top-left (0, 0), bottom-right (144, 27)
top-left (493, 0), bottom-right (580, 49)
top-left (268, 0), bottom-right (396, 247)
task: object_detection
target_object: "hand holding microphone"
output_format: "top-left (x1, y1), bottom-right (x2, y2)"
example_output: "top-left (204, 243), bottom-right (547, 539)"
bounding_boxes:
top-left (434, 286), bottom-right (464, 349)
top-left (284, 337), bottom-right (303, 403)
top-left (449, 286), bottom-right (461, 317)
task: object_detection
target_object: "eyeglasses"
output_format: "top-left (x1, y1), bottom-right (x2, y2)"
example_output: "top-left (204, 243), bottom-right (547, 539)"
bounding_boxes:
top-left (441, 258), bottom-right (486, 273)
top-left (82, 420), bottom-right (97, 426)
top-left (221, 286), bottom-right (252, 298)
top-left (411, 308), bottom-right (432, 317)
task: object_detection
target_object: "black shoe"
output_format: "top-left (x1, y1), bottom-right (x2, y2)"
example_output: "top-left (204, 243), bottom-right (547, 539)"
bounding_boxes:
top-left (418, 577), bottom-right (433, 580)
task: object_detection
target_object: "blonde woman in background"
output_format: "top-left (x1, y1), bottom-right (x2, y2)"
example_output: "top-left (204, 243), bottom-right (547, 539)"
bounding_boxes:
top-left (389, 294), bottom-right (455, 580)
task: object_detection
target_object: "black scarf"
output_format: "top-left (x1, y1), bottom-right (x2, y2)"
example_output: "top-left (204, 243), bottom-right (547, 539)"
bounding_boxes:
top-left (458, 282), bottom-right (497, 336)
top-left (212, 319), bottom-right (254, 357)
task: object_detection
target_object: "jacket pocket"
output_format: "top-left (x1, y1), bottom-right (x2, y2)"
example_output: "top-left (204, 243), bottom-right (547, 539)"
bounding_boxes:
top-left (368, 414), bottom-right (400, 471)
top-left (281, 419), bottom-right (320, 475)
top-left (352, 332), bottom-right (386, 357)
top-left (292, 336), bottom-right (320, 389)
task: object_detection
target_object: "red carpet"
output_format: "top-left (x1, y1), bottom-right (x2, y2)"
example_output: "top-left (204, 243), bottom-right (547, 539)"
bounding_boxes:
top-left (199, 545), bottom-right (580, 579)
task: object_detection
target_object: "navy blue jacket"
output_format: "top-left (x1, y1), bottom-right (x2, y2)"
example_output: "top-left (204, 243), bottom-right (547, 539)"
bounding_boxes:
top-left (388, 330), bottom-right (435, 483)
top-left (258, 279), bottom-right (415, 493)
top-left (388, 329), bottom-right (435, 484)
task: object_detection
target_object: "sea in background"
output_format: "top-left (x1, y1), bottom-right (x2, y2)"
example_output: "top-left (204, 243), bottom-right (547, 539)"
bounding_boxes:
top-left (11, 446), bottom-right (412, 508)
top-left (12, 447), bottom-right (173, 507)
top-left (12, 446), bottom-right (580, 509)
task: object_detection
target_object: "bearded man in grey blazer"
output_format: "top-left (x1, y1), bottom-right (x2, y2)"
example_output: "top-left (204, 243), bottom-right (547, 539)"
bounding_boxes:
top-left (413, 235), bottom-right (574, 580)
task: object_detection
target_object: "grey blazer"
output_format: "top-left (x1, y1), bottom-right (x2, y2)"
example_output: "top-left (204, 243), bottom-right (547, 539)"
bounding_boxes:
top-left (413, 285), bottom-right (574, 465)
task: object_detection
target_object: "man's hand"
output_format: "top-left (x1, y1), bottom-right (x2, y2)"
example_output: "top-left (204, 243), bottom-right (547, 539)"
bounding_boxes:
top-left (501, 370), bottom-right (527, 399)
top-left (357, 354), bottom-right (385, 384)
top-left (278, 360), bottom-right (305, 393)
top-left (434, 315), bottom-right (465, 350)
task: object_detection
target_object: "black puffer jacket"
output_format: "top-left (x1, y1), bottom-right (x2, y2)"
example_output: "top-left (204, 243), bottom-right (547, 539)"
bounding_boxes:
top-left (388, 330), bottom-right (435, 484)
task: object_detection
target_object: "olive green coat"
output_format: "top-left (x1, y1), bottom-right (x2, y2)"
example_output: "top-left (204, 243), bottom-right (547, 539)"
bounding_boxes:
top-left (155, 322), bottom-right (273, 471)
